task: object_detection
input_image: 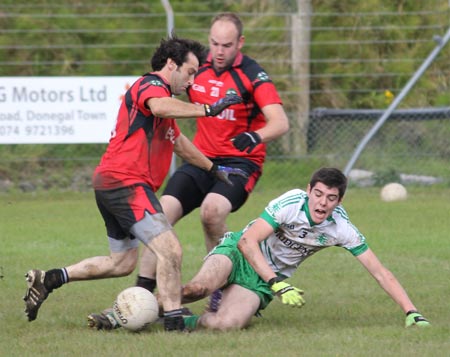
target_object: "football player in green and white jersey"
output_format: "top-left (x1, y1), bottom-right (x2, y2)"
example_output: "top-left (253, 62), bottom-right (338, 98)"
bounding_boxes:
top-left (179, 167), bottom-right (430, 331)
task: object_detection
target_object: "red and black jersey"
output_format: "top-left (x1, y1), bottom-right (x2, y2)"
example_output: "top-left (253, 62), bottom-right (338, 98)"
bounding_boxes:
top-left (188, 52), bottom-right (282, 167)
top-left (93, 73), bottom-right (180, 191)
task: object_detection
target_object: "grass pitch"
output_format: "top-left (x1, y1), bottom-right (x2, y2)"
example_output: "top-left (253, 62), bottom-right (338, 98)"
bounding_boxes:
top-left (1, 186), bottom-right (449, 356)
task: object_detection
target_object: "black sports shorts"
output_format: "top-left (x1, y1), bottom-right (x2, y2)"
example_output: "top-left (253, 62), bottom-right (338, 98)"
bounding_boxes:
top-left (95, 184), bottom-right (165, 240)
top-left (162, 157), bottom-right (261, 217)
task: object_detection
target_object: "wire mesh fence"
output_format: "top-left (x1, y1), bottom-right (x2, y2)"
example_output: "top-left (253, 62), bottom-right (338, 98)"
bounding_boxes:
top-left (0, 1), bottom-right (449, 192)
top-left (308, 107), bottom-right (450, 185)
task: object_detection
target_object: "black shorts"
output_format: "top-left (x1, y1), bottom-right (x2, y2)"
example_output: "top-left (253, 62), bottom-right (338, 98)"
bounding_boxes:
top-left (162, 157), bottom-right (261, 217)
top-left (95, 184), bottom-right (166, 240)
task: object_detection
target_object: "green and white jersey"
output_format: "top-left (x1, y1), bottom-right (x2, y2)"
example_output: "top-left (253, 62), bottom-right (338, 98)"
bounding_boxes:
top-left (256, 188), bottom-right (368, 278)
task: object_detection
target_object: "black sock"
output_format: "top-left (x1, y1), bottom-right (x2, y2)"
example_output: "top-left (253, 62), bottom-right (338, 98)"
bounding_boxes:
top-left (163, 309), bottom-right (185, 331)
top-left (136, 275), bottom-right (157, 293)
top-left (44, 268), bottom-right (68, 291)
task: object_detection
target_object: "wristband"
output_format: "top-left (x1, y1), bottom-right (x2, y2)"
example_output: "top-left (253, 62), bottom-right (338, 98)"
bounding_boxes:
top-left (406, 310), bottom-right (419, 316)
top-left (209, 163), bottom-right (218, 174)
top-left (268, 276), bottom-right (283, 286)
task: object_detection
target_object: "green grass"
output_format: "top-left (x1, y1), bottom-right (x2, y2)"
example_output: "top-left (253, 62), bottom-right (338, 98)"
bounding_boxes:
top-left (1, 187), bottom-right (449, 356)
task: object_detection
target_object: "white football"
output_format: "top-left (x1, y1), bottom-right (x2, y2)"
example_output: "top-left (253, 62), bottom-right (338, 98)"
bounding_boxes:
top-left (380, 182), bottom-right (408, 202)
top-left (112, 286), bottom-right (159, 331)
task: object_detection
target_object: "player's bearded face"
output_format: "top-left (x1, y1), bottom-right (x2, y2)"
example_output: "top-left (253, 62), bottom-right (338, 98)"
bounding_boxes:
top-left (170, 53), bottom-right (198, 95)
top-left (306, 182), bottom-right (341, 224)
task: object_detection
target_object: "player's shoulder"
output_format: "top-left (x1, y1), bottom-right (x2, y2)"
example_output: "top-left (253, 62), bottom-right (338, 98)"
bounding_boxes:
top-left (240, 55), bottom-right (261, 69)
top-left (331, 204), bottom-right (351, 223)
top-left (331, 205), bottom-right (366, 247)
top-left (237, 55), bottom-right (265, 77)
top-left (270, 188), bottom-right (307, 208)
top-left (237, 56), bottom-right (275, 90)
top-left (140, 73), bottom-right (169, 89)
top-left (284, 188), bottom-right (307, 197)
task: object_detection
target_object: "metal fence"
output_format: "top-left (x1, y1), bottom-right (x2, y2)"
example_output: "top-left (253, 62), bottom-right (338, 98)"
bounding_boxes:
top-left (309, 107), bottom-right (450, 185)
top-left (0, 0), bottom-right (449, 192)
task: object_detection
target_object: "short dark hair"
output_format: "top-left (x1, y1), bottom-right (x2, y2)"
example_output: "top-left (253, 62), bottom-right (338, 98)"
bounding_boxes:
top-left (309, 167), bottom-right (348, 199)
top-left (151, 35), bottom-right (206, 71)
top-left (211, 12), bottom-right (243, 38)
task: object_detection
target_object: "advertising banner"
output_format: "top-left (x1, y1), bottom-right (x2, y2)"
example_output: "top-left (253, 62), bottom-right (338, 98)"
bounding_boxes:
top-left (0, 76), bottom-right (137, 144)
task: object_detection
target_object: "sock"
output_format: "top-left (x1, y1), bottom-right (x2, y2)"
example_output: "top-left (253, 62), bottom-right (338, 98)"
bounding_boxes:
top-left (163, 309), bottom-right (186, 331)
top-left (183, 315), bottom-right (200, 331)
top-left (44, 268), bottom-right (68, 291)
top-left (136, 275), bottom-right (157, 293)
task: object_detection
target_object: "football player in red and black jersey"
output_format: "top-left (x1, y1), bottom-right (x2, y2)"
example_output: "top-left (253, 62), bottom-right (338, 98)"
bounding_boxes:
top-left (161, 12), bottom-right (290, 251)
top-left (156, 12), bottom-right (289, 287)
top-left (23, 36), bottom-right (244, 332)
top-left (86, 12), bottom-right (290, 330)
